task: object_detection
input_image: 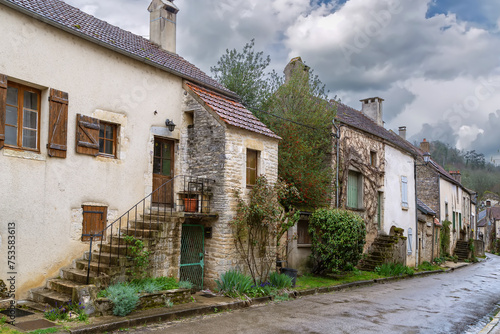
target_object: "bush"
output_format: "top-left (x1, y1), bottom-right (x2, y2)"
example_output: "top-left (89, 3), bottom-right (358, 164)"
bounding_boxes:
top-left (106, 283), bottom-right (139, 316)
top-left (418, 261), bottom-right (434, 271)
top-left (215, 270), bottom-right (253, 297)
top-left (269, 272), bottom-right (292, 289)
top-left (178, 281), bottom-right (194, 290)
top-left (308, 209), bottom-right (366, 274)
top-left (375, 263), bottom-right (414, 277)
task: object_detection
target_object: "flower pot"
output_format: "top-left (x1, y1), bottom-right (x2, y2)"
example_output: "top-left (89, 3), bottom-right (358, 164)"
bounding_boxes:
top-left (184, 198), bottom-right (197, 213)
top-left (280, 267), bottom-right (298, 287)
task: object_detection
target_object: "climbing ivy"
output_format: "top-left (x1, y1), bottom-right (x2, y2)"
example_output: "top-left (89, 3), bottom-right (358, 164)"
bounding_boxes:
top-left (440, 220), bottom-right (452, 257)
top-left (124, 235), bottom-right (150, 279)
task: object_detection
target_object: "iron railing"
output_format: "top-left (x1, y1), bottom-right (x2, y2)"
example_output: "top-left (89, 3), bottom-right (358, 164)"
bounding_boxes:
top-left (86, 175), bottom-right (215, 284)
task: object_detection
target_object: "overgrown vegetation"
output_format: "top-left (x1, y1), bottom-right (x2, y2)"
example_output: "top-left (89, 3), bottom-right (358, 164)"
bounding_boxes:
top-left (295, 270), bottom-right (382, 290)
top-left (231, 176), bottom-right (299, 284)
top-left (124, 235), bottom-right (150, 279)
top-left (43, 301), bottom-right (87, 322)
top-left (374, 263), bottom-right (414, 277)
top-left (308, 209), bottom-right (366, 274)
top-left (215, 270), bottom-right (292, 300)
top-left (440, 220), bottom-right (452, 256)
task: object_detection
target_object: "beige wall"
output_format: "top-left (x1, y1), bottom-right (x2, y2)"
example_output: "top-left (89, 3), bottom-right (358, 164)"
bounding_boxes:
top-left (439, 179), bottom-right (465, 254)
top-left (0, 5), bottom-right (184, 298)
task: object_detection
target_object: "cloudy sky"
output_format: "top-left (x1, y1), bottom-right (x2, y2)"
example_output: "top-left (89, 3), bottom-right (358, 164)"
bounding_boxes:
top-left (63, 0), bottom-right (500, 161)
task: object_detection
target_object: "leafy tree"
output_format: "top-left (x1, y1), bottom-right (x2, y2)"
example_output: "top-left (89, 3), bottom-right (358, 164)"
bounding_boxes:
top-left (210, 39), bottom-right (271, 108)
top-left (231, 176), bottom-right (300, 284)
top-left (308, 208), bottom-right (366, 274)
top-left (260, 60), bottom-right (336, 209)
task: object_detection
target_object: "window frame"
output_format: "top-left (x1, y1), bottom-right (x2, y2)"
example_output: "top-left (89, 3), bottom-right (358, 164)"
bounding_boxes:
top-left (5, 81), bottom-right (41, 151)
top-left (347, 170), bottom-right (363, 209)
top-left (246, 149), bottom-right (259, 187)
top-left (370, 151), bottom-right (377, 166)
top-left (98, 120), bottom-right (118, 158)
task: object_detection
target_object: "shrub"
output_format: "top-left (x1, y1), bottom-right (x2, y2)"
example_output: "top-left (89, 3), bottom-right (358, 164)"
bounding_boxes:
top-left (154, 276), bottom-right (178, 290)
top-left (308, 209), bottom-right (366, 274)
top-left (106, 283), bottom-right (139, 316)
top-left (375, 263), bottom-right (414, 277)
top-left (418, 261), bottom-right (434, 271)
top-left (440, 220), bottom-right (451, 256)
top-left (269, 272), bottom-right (292, 289)
top-left (178, 281), bottom-right (194, 290)
top-left (215, 270), bottom-right (253, 297)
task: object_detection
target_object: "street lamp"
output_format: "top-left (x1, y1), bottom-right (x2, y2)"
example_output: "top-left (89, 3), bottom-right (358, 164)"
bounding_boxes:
top-left (423, 152), bottom-right (431, 164)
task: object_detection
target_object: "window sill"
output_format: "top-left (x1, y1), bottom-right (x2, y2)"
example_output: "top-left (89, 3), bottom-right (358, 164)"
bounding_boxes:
top-left (297, 244), bottom-right (312, 248)
top-left (346, 206), bottom-right (365, 212)
top-left (3, 148), bottom-right (45, 161)
top-left (402, 206), bottom-right (409, 211)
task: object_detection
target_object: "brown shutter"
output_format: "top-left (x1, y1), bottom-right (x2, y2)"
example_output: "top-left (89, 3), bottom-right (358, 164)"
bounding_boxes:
top-left (0, 74), bottom-right (7, 149)
top-left (47, 89), bottom-right (69, 158)
top-left (76, 114), bottom-right (99, 156)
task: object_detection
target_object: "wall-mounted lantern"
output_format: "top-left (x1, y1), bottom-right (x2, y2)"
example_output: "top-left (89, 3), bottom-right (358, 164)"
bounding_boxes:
top-left (165, 119), bottom-right (176, 132)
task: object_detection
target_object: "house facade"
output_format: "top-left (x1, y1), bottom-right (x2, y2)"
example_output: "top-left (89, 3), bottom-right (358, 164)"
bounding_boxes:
top-left (0, 0), bottom-right (278, 299)
top-left (416, 140), bottom-right (476, 256)
top-left (477, 207), bottom-right (500, 251)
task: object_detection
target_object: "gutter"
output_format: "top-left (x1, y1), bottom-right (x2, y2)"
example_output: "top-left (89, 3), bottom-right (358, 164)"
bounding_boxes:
top-left (0, 0), bottom-right (239, 100)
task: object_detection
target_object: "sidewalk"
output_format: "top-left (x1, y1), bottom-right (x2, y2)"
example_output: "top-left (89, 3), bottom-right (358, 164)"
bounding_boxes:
top-left (2, 262), bottom-right (473, 334)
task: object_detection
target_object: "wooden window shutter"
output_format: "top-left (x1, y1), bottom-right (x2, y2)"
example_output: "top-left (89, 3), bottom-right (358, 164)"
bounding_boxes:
top-left (0, 74), bottom-right (7, 149)
top-left (48, 88), bottom-right (69, 158)
top-left (76, 113), bottom-right (99, 156)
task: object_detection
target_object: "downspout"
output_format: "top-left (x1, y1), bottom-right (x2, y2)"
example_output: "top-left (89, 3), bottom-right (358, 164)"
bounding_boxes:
top-left (438, 174), bottom-right (442, 254)
top-left (414, 159), bottom-right (419, 268)
top-left (431, 214), bottom-right (435, 262)
top-left (332, 120), bottom-right (341, 208)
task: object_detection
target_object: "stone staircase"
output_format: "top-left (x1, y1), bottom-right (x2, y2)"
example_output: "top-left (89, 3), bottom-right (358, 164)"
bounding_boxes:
top-left (30, 209), bottom-right (184, 308)
top-left (357, 234), bottom-right (402, 271)
top-left (454, 240), bottom-right (470, 261)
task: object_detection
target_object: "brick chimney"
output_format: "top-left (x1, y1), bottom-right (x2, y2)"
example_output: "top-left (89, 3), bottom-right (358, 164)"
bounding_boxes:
top-left (398, 126), bottom-right (406, 140)
top-left (284, 57), bottom-right (310, 85)
top-left (420, 138), bottom-right (430, 153)
top-left (148, 0), bottom-right (179, 53)
top-left (449, 170), bottom-right (462, 184)
top-left (360, 97), bottom-right (384, 126)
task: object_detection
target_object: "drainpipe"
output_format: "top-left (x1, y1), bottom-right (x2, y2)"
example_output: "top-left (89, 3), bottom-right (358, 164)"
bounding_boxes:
top-left (438, 174), bottom-right (442, 254)
top-left (332, 120), bottom-right (341, 208)
top-left (414, 159), bottom-right (419, 268)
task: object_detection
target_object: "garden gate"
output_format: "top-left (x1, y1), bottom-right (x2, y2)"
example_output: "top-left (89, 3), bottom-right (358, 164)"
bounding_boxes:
top-left (180, 224), bottom-right (204, 289)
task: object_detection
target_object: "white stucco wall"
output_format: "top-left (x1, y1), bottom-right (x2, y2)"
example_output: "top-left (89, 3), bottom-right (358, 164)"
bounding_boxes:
top-left (384, 145), bottom-right (417, 267)
top-left (0, 5), bottom-right (184, 297)
top-left (439, 179), bottom-right (465, 253)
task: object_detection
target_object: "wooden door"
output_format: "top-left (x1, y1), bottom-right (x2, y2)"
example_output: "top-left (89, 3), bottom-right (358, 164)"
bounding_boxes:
top-left (152, 137), bottom-right (174, 206)
top-left (82, 205), bottom-right (107, 241)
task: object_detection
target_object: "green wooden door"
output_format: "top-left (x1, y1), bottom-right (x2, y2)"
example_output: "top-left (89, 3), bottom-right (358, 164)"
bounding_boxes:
top-left (180, 224), bottom-right (204, 289)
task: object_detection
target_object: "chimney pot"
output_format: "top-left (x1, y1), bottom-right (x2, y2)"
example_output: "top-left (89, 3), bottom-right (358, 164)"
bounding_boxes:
top-left (420, 139), bottom-right (430, 153)
top-left (398, 126), bottom-right (407, 140)
top-left (360, 97), bottom-right (384, 126)
top-left (148, 0), bottom-right (179, 53)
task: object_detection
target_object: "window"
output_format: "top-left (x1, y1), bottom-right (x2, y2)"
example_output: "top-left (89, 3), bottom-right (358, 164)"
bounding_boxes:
top-left (246, 149), bottom-right (258, 186)
top-left (370, 151), bottom-right (377, 166)
top-left (347, 171), bottom-right (362, 209)
top-left (5, 82), bottom-right (41, 150)
top-left (377, 192), bottom-right (383, 229)
top-left (297, 220), bottom-right (311, 245)
top-left (401, 176), bottom-right (408, 209)
top-left (452, 211), bottom-right (456, 230)
top-left (99, 121), bottom-right (117, 157)
top-left (459, 212), bottom-right (462, 230)
top-left (445, 202), bottom-right (449, 220)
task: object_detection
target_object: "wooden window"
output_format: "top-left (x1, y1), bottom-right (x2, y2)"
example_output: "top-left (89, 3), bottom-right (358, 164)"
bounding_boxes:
top-left (452, 211), bottom-right (456, 230)
top-left (246, 149), bottom-right (258, 186)
top-left (82, 205), bottom-right (107, 241)
top-left (347, 171), bottom-right (362, 208)
top-left (0, 74), bottom-right (7, 149)
top-left (377, 192), bottom-right (383, 229)
top-left (99, 121), bottom-right (117, 157)
top-left (401, 176), bottom-right (408, 209)
top-left (48, 89), bottom-right (69, 158)
top-left (4, 81), bottom-right (41, 151)
top-left (297, 220), bottom-right (311, 245)
top-left (370, 151), bottom-right (377, 166)
top-left (76, 114), bottom-right (99, 156)
top-left (459, 212), bottom-right (462, 230)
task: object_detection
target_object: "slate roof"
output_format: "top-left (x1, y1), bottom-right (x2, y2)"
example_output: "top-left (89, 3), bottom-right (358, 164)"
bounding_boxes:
top-left (0, 0), bottom-right (232, 95)
top-left (333, 101), bottom-right (418, 156)
top-left (185, 82), bottom-right (280, 140)
top-left (417, 199), bottom-right (436, 216)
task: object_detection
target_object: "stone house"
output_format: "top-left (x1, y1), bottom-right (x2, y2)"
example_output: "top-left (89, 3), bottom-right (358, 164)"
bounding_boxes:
top-left (417, 199), bottom-right (441, 262)
top-left (415, 140), bottom-right (476, 255)
top-left (0, 0), bottom-right (279, 301)
top-left (477, 207), bottom-right (500, 251)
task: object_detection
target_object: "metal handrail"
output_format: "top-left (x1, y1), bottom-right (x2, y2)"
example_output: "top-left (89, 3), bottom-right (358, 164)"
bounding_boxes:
top-left (85, 175), bottom-right (215, 284)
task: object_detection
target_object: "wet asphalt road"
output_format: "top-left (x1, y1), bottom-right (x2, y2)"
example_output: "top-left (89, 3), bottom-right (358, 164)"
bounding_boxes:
top-left (124, 254), bottom-right (500, 334)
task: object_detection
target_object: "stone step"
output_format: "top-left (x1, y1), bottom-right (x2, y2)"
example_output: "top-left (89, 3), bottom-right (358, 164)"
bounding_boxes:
top-left (141, 214), bottom-right (182, 224)
top-left (89, 252), bottom-right (132, 266)
top-left (61, 268), bottom-right (107, 286)
top-left (46, 278), bottom-right (85, 296)
top-left (123, 229), bottom-right (161, 239)
top-left (31, 287), bottom-right (71, 308)
top-left (75, 260), bottom-right (124, 277)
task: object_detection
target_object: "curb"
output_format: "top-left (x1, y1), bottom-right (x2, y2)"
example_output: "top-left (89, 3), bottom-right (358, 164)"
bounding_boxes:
top-left (68, 262), bottom-right (474, 334)
top-left (479, 309), bottom-right (500, 334)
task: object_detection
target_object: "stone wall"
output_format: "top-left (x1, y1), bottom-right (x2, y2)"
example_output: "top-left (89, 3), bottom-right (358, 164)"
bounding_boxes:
top-left (335, 126), bottom-right (385, 251)
top-left (180, 93), bottom-right (279, 288)
top-left (416, 165), bottom-right (440, 219)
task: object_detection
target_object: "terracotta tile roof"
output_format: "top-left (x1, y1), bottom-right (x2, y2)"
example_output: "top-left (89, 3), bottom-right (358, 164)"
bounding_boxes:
top-left (333, 101), bottom-right (418, 156)
top-left (1, 0), bottom-right (232, 95)
top-left (417, 199), bottom-right (436, 216)
top-left (185, 82), bottom-right (280, 140)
